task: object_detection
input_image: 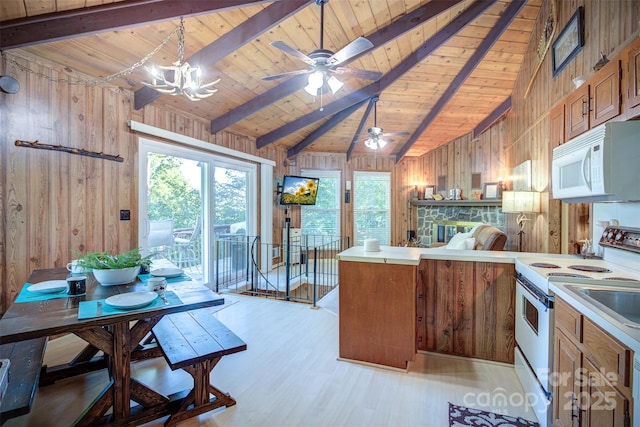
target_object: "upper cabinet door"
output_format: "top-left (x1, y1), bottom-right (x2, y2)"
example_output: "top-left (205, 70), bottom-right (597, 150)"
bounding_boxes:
top-left (591, 59), bottom-right (621, 127)
top-left (626, 37), bottom-right (640, 112)
top-left (549, 102), bottom-right (565, 148)
top-left (565, 84), bottom-right (590, 140)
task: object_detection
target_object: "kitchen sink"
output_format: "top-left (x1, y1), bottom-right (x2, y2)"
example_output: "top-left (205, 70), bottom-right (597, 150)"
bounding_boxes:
top-left (571, 286), bottom-right (640, 326)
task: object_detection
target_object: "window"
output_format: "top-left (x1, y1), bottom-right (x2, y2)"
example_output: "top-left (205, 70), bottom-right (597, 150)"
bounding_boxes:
top-left (138, 138), bottom-right (257, 283)
top-left (301, 169), bottom-right (340, 236)
top-left (353, 171), bottom-right (391, 245)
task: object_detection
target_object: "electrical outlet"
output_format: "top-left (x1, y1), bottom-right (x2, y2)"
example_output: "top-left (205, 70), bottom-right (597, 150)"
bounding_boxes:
top-left (120, 210), bottom-right (131, 221)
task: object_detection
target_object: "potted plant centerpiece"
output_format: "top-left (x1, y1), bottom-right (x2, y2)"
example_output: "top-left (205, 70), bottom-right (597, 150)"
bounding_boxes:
top-left (76, 248), bottom-right (153, 286)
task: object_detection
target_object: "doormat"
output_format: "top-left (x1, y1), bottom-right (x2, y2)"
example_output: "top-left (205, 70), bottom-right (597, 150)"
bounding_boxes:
top-left (449, 403), bottom-right (539, 427)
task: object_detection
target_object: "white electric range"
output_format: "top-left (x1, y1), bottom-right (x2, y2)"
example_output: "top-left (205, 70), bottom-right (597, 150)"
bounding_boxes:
top-left (513, 226), bottom-right (640, 427)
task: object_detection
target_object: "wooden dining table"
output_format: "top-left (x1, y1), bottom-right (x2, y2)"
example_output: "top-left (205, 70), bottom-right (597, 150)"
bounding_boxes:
top-left (0, 267), bottom-right (225, 426)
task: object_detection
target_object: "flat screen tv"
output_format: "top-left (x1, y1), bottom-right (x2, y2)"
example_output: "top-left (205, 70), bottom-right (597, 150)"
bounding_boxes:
top-left (280, 175), bottom-right (319, 205)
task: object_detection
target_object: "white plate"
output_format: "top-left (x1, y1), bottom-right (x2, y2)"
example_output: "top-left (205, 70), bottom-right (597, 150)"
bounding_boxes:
top-left (104, 292), bottom-right (158, 310)
top-left (28, 280), bottom-right (68, 294)
top-left (150, 267), bottom-right (184, 278)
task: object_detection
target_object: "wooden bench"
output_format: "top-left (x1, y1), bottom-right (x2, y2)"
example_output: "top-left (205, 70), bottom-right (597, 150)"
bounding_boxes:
top-left (0, 338), bottom-right (48, 425)
top-left (152, 308), bottom-right (246, 426)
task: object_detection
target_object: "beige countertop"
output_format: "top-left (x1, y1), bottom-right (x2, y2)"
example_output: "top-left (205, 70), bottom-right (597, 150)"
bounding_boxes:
top-left (336, 245), bottom-right (574, 265)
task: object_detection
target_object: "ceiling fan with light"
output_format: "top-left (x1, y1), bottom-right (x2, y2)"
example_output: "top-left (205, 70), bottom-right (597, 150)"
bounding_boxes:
top-left (263, 0), bottom-right (382, 97)
top-left (362, 96), bottom-right (409, 150)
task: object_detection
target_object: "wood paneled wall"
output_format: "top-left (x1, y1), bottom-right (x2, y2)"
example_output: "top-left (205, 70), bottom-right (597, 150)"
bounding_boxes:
top-left (507, 0), bottom-right (640, 254)
top-left (2, 0), bottom-right (639, 312)
top-left (0, 51), bottom-right (276, 312)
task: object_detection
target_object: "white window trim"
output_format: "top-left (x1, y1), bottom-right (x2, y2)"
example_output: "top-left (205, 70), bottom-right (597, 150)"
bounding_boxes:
top-left (353, 171), bottom-right (391, 245)
top-left (300, 169), bottom-right (341, 236)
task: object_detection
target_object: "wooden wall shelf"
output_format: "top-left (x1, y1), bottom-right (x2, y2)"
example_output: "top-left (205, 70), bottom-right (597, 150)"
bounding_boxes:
top-left (410, 199), bottom-right (503, 207)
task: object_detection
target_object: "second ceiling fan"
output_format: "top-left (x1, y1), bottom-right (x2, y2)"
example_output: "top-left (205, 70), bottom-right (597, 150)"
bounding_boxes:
top-left (362, 96), bottom-right (410, 150)
top-left (263, 0), bottom-right (382, 96)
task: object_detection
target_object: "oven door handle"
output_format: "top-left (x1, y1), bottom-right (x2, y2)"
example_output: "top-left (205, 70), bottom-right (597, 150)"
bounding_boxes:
top-left (515, 275), bottom-right (554, 311)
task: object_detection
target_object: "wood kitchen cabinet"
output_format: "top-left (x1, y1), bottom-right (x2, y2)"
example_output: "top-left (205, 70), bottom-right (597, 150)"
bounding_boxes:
top-left (559, 50), bottom-right (622, 142)
top-left (565, 84), bottom-right (590, 140)
top-left (590, 59), bottom-right (622, 127)
top-left (553, 296), bottom-right (633, 427)
top-left (582, 357), bottom-right (630, 427)
top-left (625, 36), bottom-right (640, 116)
top-left (554, 329), bottom-right (582, 427)
top-left (417, 259), bottom-right (515, 364)
top-left (339, 260), bottom-right (417, 369)
top-left (550, 102), bottom-right (565, 148)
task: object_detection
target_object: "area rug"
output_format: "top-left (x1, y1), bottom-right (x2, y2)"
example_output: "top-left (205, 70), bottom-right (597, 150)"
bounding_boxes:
top-left (449, 403), bottom-right (539, 427)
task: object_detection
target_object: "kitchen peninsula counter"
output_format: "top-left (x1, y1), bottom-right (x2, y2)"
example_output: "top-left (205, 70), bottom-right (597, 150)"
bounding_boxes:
top-left (337, 246), bottom-right (549, 369)
top-left (336, 245), bottom-right (522, 264)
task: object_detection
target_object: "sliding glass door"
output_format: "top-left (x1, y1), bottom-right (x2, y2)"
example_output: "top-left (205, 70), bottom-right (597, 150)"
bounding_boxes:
top-left (138, 138), bottom-right (256, 283)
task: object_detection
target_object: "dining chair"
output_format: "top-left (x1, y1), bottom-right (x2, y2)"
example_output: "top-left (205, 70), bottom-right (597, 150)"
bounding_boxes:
top-left (174, 216), bottom-right (202, 270)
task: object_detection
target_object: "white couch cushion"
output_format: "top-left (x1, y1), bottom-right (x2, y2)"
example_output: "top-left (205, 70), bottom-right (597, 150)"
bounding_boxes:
top-left (445, 231), bottom-right (474, 250)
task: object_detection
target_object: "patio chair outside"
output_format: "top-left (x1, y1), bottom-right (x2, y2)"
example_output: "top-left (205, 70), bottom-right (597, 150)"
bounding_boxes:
top-left (148, 219), bottom-right (174, 259)
top-left (174, 216), bottom-right (202, 269)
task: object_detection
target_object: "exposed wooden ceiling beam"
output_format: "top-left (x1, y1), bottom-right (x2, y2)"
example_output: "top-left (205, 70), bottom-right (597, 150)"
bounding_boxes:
top-left (134, 0), bottom-right (310, 109)
top-left (257, 83), bottom-right (380, 148)
top-left (286, 98), bottom-right (370, 158)
top-left (395, 0), bottom-right (526, 162)
top-left (209, 0), bottom-right (463, 135)
top-left (0, 0), bottom-right (271, 50)
top-left (257, 0), bottom-right (496, 149)
top-left (346, 96), bottom-right (378, 161)
top-left (473, 96), bottom-right (512, 138)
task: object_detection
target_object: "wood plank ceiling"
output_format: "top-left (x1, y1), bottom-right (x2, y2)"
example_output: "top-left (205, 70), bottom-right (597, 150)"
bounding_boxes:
top-left (1, 0), bottom-right (542, 160)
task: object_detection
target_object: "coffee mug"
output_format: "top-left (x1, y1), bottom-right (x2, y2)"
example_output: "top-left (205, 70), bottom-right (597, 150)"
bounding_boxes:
top-left (67, 275), bottom-right (87, 296)
top-left (146, 277), bottom-right (167, 294)
top-left (66, 260), bottom-right (84, 274)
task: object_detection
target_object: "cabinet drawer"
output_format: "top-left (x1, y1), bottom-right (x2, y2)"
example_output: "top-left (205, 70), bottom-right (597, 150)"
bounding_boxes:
top-left (555, 297), bottom-right (582, 342)
top-left (582, 317), bottom-right (631, 389)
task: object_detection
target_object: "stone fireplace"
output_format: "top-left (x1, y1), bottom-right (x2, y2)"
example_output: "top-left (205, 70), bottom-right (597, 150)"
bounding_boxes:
top-left (415, 204), bottom-right (505, 247)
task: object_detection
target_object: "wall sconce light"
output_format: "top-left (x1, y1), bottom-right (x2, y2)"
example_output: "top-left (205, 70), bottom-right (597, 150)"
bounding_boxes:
top-left (502, 191), bottom-right (541, 251)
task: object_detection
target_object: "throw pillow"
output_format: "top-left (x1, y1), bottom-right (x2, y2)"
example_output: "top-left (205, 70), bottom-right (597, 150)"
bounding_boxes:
top-left (445, 231), bottom-right (473, 250)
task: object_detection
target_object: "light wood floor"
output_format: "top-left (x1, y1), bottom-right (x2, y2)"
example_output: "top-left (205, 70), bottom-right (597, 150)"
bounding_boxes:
top-left (5, 294), bottom-right (540, 426)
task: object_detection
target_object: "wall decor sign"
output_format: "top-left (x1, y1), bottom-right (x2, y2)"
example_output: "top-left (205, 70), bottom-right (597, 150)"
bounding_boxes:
top-left (483, 182), bottom-right (500, 200)
top-left (524, 0), bottom-right (556, 97)
top-left (552, 7), bottom-right (584, 77)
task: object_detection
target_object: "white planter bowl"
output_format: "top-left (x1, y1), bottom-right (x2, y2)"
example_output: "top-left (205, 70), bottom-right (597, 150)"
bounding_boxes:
top-left (92, 266), bottom-right (140, 286)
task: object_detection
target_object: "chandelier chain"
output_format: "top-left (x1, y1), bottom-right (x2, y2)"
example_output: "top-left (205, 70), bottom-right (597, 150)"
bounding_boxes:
top-left (177, 17), bottom-right (185, 65)
top-left (2, 22), bottom-right (181, 87)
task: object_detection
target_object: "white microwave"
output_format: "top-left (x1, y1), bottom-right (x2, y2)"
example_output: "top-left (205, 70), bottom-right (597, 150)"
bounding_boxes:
top-left (552, 121), bottom-right (640, 203)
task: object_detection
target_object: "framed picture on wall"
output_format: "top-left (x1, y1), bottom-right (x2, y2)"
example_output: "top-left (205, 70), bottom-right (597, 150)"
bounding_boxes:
top-left (483, 182), bottom-right (500, 200)
top-left (552, 7), bottom-right (584, 77)
top-left (423, 185), bottom-right (436, 199)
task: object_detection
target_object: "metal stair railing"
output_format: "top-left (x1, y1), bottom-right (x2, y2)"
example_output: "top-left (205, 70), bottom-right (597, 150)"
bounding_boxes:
top-left (215, 233), bottom-right (350, 306)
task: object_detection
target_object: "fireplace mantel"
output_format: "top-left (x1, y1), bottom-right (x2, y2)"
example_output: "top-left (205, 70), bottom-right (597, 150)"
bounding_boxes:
top-left (410, 199), bottom-right (503, 207)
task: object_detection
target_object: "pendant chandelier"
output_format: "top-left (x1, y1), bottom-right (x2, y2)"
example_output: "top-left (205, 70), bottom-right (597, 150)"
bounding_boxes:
top-left (143, 18), bottom-right (219, 101)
